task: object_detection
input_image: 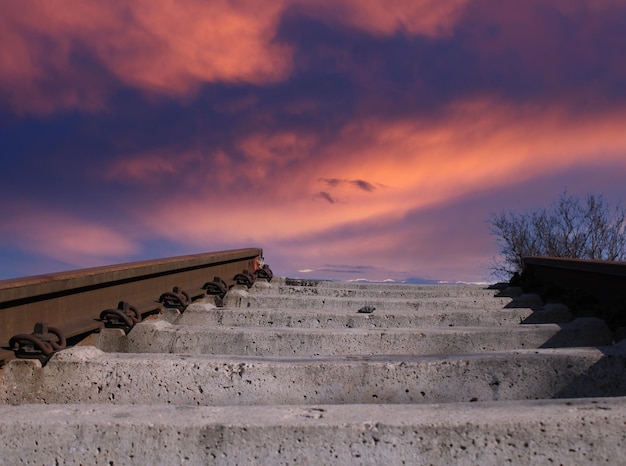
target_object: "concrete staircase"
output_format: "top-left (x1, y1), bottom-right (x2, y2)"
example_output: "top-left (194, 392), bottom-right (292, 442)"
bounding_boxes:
top-left (2, 279), bottom-right (626, 464)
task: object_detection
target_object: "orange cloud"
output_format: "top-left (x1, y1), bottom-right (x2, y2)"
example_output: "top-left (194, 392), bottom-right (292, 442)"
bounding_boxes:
top-left (0, 0), bottom-right (292, 113)
top-left (5, 95), bottom-right (626, 279)
top-left (126, 96), bottom-right (626, 254)
top-left (313, 98), bottom-right (626, 209)
top-left (0, 0), bottom-right (486, 115)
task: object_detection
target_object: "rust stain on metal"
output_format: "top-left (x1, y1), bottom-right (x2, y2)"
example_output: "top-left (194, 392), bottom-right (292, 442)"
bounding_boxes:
top-left (158, 287), bottom-right (192, 311)
top-left (99, 301), bottom-right (142, 333)
top-left (8, 322), bottom-right (66, 364)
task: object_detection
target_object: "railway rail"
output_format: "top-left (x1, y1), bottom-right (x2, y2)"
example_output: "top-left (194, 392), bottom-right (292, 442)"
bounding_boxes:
top-left (521, 256), bottom-right (626, 332)
top-left (1, 253), bottom-right (626, 464)
top-left (0, 248), bottom-right (262, 365)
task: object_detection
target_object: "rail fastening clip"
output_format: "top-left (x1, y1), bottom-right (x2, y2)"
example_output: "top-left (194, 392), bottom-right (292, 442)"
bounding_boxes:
top-left (8, 322), bottom-right (67, 365)
top-left (99, 301), bottom-right (142, 334)
top-left (158, 286), bottom-right (191, 311)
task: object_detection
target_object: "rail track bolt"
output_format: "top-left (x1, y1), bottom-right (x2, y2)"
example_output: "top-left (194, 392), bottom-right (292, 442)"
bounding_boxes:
top-left (99, 301), bottom-right (142, 334)
top-left (203, 277), bottom-right (228, 298)
top-left (233, 269), bottom-right (255, 288)
top-left (158, 286), bottom-right (191, 311)
top-left (203, 277), bottom-right (228, 307)
top-left (254, 264), bottom-right (274, 282)
top-left (8, 322), bottom-right (67, 364)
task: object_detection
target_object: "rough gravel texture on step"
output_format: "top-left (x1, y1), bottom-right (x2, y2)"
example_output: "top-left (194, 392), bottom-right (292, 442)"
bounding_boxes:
top-left (2, 276), bottom-right (623, 464)
top-left (251, 283), bottom-right (504, 299)
top-left (224, 293), bottom-right (513, 311)
top-left (176, 302), bottom-right (573, 328)
top-left (1, 398), bottom-right (625, 465)
top-left (115, 318), bottom-right (611, 356)
top-left (3, 344), bottom-right (626, 406)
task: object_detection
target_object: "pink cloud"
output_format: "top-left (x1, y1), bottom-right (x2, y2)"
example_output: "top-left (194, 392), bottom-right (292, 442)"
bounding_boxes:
top-left (104, 150), bottom-right (204, 184)
top-left (0, 0), bottom-right (501, 115)
top-left (4, 0), bottom-right (622, 116)
top-left (117, 96), bottom-right (626, 268)
top-left (1, 205), bottom-right (140, 267)
top-left (0, 0), bottom-right (292, 114)
top-left (102, 130), bottom-right (320, 197)
top-left (313, 98), bottom-right (626, 208)
top-left (5, 94), bottom-right (626, 279)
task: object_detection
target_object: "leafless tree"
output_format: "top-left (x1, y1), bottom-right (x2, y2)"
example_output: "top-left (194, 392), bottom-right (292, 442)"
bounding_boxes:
top-left (488, 192), bottom-right (626, 277)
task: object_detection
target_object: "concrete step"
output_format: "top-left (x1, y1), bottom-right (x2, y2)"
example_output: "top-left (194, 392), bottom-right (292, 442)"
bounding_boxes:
top-left (1, 276), bottom-right (622, 464)
top-left (251, 283), bottom-right (504, 299)
top-left (1, 397), bottom-right (624, 464)
top-left (224, 291), bottom-right (513, 311)
top-left (273, 278), bottom-right (490, 291)
top-left (3, 343), bottom-right (626, 406)
top-left (175, 301), bottom-right (573, 328)
top-left (101, 318), bottom-right (612, 356)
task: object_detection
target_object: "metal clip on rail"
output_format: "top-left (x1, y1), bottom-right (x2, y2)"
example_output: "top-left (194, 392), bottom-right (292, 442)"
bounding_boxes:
top-left (8, 322), bottom-right (67, 365)
top-left (254, 264), bottom-right (274, 282)
top-left (233, 269), bottom-right (255, 288)
top-left (203, 276), bottom-right (229, 307)
top-left (158, 286), bottom-right (191, 311)
top-left (99, 301), bottom-right (142, 334)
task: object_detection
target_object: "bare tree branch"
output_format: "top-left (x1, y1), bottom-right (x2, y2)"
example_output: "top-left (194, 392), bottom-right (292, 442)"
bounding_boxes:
top-left (487, 192), bottom-right (626, 279)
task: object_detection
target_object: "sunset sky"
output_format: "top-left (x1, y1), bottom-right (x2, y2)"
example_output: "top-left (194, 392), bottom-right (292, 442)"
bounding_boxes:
top-left (2, 0), bottom-right (626, 283)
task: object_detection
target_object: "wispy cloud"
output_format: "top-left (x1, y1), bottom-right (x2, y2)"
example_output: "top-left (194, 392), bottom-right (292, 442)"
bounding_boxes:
top-left (320, 178), bottom-right (377, 192)
top-left (317, 264), bottom-right (377, 274)
top-left (0, 204), bottom-right (141, 267)
top-left (294, 0), bottom-right (470, 37)
top-left (317, 192), bottom-right (336, 204)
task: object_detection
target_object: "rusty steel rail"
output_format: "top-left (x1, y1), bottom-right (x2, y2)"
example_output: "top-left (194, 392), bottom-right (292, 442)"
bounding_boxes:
top-left (0, 248), bottom-right (262, 364)
top-left (522, 256), bottom-right (626, 329)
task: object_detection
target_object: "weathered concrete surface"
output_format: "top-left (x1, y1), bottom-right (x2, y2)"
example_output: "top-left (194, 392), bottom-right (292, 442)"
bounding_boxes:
top-left (116, 318), bottom-right (611, 356)
top-left (252, 283), bottom-right (504, 299)
top-left (1, 397), bottom-right (625, 465)
top-left (224, 292), bottom-right (513, 311)
top-left (176, 301), bottom-right (573, 328)
top-left (3, 344), bottom-right (626, 406)
top-left (1, 280), bottom-right (624, 465)
top-left (271, 279), bottom-right (491, 292)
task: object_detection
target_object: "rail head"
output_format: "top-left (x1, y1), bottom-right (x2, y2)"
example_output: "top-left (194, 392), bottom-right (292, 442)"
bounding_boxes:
top-left (0, 248), bottom-right (262, 302)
